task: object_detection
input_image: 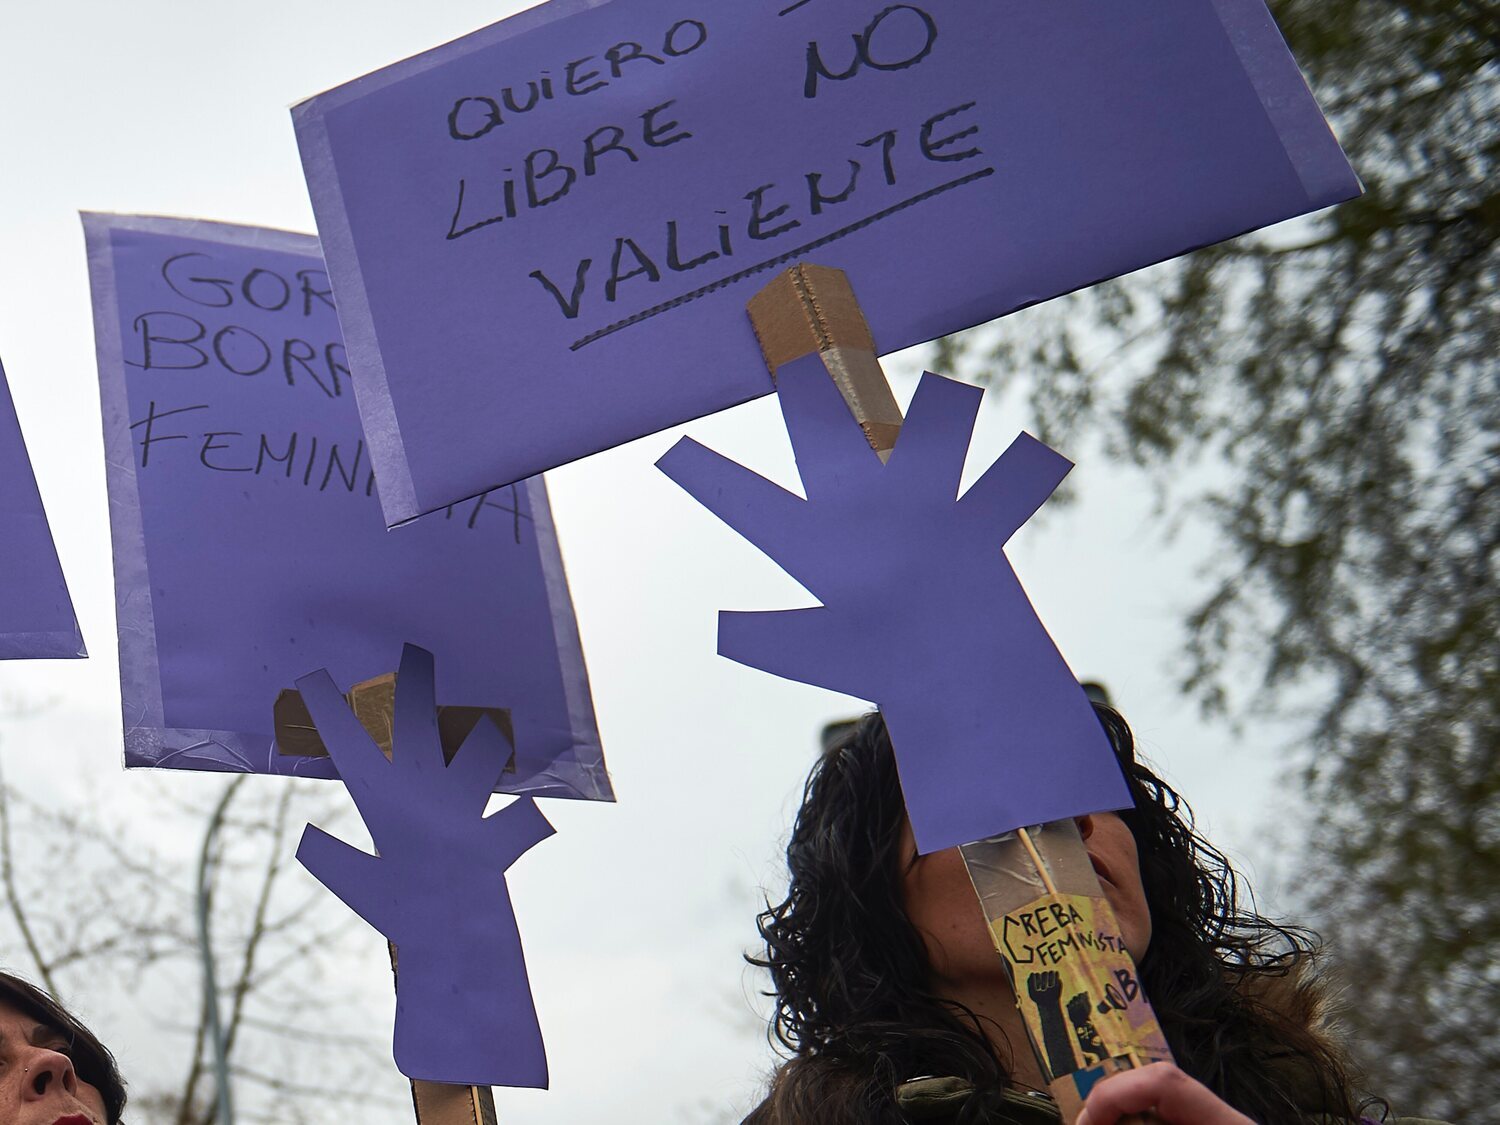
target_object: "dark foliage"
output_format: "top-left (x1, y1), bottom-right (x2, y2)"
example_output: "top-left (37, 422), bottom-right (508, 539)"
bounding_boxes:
top-left (935, 4), bottom-right (1498, 1117)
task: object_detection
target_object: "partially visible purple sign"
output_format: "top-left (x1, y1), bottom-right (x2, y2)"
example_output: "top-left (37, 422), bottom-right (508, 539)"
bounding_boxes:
top-left (294, 0), bottom-right (1358, 525)
top-left (83, 214), bottom-right (609, 800)
top-left (0, 357), bottom-right (84, 660)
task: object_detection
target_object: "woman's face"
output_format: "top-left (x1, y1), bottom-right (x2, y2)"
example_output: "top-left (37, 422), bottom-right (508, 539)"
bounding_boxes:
top-left (898, 812), bottom-right (1153, 996)
top-left (0, 1001), bottom-right (108, 1125)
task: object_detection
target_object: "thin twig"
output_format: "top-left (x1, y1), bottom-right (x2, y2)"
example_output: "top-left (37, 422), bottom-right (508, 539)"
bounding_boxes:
top-left (0, 745), bottom-right (59, 997)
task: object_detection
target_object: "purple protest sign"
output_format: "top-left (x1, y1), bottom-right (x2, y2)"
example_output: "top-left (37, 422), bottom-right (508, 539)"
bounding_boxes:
top-left (298, 645), bottom-right (551, 1087)
top-left (294, 0), bottom-right (1358, 525)
top-left (84, 214), bottom-right (609, 800)
top-left (0, 357), bottom-right (84, 660)
top-left (659, 358), bottom-right (1131, 854)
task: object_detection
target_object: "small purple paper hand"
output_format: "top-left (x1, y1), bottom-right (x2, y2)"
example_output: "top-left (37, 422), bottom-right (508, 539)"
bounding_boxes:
top-left (296, 644), bottom-right (552, 1088)
top-left (658, 356), bottom-right (1131, 854)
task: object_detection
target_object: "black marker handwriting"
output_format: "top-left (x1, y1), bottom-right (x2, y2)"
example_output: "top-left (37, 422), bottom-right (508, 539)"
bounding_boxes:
top-left (569, 166), bottom-right (993, 350)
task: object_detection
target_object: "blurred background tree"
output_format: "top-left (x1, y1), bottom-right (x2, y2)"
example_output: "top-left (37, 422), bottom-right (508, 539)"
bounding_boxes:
top-left (934, 2), bottom-right (1497, 1118)
top-left (0, 744), bottom-right (403, 1125)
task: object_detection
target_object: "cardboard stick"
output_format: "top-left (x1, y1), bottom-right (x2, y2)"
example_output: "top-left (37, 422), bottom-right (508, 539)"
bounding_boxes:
top-left (746, 266), bottom-right (1167, 1124)
top-left (746, 264), bottom-right (904, 461)
top-left (409, 1079), bottom-right (498, 1125)
top-left (274, 675), bottom-right (513, 764)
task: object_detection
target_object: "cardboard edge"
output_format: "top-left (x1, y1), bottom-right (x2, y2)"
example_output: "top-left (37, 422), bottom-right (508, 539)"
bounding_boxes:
top-left (0, 631), bottom-right (86, 661)
top-left (291, 106), bottom-right (422, 527)
top-left (289, 0), bottom-right (613, 113)
top-left (522, 474), bottom-right (613, 802)
top-left (1206, 0), bottom-right (1363, 206)
top-left (123, 724), bottom-right (341, 778)
top-left (82, 212), bottom-right (170, 755)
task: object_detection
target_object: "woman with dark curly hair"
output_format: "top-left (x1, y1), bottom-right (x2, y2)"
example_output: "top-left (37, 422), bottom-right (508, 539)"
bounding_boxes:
top-left (743, 707), bottom-right (1444, 1125)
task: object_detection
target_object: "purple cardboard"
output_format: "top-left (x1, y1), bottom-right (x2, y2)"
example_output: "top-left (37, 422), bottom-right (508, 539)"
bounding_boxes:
top-left (0, 357), bottom-right (84, 659)
top-left (294, 0), bottom-right (1359, 525)
top-left (298, 645), bottom-right (551, 1088)
top-left (658, 357), bottom-right (1131, 854)
top-left (84, 213), bottom-right (609, 801)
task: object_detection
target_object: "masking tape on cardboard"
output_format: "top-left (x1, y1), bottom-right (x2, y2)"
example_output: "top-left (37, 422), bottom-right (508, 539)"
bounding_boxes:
top-left (820, 345), bottom-right (904, 455)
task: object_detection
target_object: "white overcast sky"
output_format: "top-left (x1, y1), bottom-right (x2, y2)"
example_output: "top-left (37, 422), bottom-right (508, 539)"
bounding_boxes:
top-left (0, 3), bottom-right (1308, 1122)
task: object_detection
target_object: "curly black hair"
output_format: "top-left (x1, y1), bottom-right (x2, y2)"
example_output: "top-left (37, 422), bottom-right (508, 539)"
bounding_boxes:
top-left (746, 707), bottom-right (1363, 1125)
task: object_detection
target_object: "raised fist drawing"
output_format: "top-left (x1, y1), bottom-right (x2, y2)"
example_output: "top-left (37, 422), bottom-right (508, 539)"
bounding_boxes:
top-left (1068, 990), bottom-right (1108, 1064)
top-left (1027, 970), bottom-right (1078, 1080)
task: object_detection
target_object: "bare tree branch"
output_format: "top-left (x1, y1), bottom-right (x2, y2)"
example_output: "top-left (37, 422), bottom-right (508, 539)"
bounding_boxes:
top-left (0, 750), bottom-right (58, 997)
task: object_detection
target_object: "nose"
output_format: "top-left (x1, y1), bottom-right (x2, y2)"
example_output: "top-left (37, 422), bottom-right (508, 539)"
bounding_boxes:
top-left (19, 1046), bottom-right (79, 1102)
top-left (1074, 813), bottom-right (1095, 841)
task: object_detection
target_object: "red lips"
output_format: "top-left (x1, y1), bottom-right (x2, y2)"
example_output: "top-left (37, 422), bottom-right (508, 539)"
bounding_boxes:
top-left (53, 1114), bottom-right (93, 1125)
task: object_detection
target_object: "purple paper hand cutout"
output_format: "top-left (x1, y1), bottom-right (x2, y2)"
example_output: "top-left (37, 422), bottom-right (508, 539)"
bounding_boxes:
top-left (296, 644), bottom-right (551, 1088)
top-left (658, 355), bottom-right (1131, 854)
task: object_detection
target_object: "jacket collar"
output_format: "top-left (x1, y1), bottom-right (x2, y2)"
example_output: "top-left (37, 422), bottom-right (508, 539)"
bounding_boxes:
top-left (895, 1077), bottom-right (1061, 1124)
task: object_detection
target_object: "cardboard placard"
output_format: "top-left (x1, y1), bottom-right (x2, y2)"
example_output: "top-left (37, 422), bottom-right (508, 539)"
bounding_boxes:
top-left (84, 214), bottom-right (609, 800)
top-left (0, 357), bottom-right (84, 659)
top-left (295, 0), bottom-right (1358, 524)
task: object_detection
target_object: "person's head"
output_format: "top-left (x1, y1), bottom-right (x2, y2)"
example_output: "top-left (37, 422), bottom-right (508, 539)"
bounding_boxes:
top-left (0, 973), bottom-right (125, 1125)
top-left (750, 706), bottom-right (1360, 1125)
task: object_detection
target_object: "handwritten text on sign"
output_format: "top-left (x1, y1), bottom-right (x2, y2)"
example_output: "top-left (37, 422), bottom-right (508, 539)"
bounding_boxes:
top-left (86, 215), bottom-right (605, 796)
top-left (126, 249), bottom-right (517, 527)
top-left (438, 6), bottom-right (976, 337)
top-left (296, 0), bottom-right (1358, 523)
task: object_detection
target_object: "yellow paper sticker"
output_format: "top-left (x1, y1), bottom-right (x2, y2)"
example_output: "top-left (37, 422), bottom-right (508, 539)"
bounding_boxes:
top-left (989, 892), bottom-right (1171, 1083)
